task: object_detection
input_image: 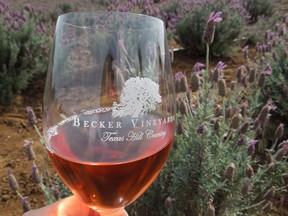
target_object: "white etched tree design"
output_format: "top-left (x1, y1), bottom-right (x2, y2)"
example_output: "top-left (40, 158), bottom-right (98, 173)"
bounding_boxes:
top-left (112, 77), bottom-right (161, 118)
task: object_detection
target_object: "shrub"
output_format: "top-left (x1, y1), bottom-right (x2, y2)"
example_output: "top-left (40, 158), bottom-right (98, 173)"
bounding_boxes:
top-left (50, 3), bottom-right (76, 23)
top-left (57, 2), bottom-right (74, 14)
top-left (171, 0), bottom-right (247, 56)
top-left (255, 14), bottom-right (288, 140)
top-left (97, 0), bottom-right (112, 7)
top-left (242, 0), bottom-right (274, 24)
top-left (127, 11), bottom-right (288, 216)
top-left (0, 3), bottom-right (51, 104)
top-left (107, 0), bottom-right (161, 17)
top-left (109, 0), bottom-right (247, 56)
top-left (241, 15), bottom-right (280, 45)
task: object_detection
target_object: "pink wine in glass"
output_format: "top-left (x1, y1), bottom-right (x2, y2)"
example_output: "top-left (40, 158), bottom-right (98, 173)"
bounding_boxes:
top-left (46, 112), bottom-right (174, 211)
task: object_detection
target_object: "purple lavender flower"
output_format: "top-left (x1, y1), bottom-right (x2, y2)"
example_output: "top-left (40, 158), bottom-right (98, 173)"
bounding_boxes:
top-left (239, 120), bottom-right (250, 135)
top-left (230, 81), bottom-right (236, 91)
top-left (278, 140), bottom-right (288, 149)
top-left (285, 45), bottom-right (288, 57)
top-left (263, 186), bottom-right (275, 201)
top-left (258, 104), bottom-right (270, 126)
top-left (248, 68), bottom-right (256, 83)
top-left (241, 181), bottom-right (252, 197)
top-left (216, 61), bottom-right (226, 71)
top-left (178, 100), bottom-right (188, 115)
top-left (218, 79), bottom-right (226, 97)
top-left (265, 30), bottom-right (272, 40)
top-left (243, 45), bottom-right (249, 59)
top-left (190, 74), bottom-right (200, 92)
top-left (192, 62), bottom-right (205, 73)
top-left (229, 112), bottom-right (241, 130)
top-left (241, 76), bottom-right (247, 88)
top-left (26, 106), bottom-right (37, 126)
top-left (205, 200), bottom-right (215, 216)
top-left (236, 65), bottom-right (246, 83)
top-left (8, 168), bottom-right (19, 192)
top-left (175, 72), bottom-right (188, 92)
top-left (237, 135), bottom-right (246, 147)
top-left (50, 186), bottom-right (60, 200)
top-left (275, 146), bottom-right (288, 161)
top-left (267, 42), bottom-right (272, 52)
top-left (179, 75), bottom-right (189, 92)
top-left (202, 12), bottom-right (222, 44)
top-left (165, 196), bottom-right (175, 209)
top-left (285, 13), bottom-right (288, 24)
top-left (207, 11), bottom-right (223, 23)
top-left (213, 119), bottom-right (220, 132)
top-left (175, 72), bottom-right (185, 93)
top-left (246, 164), bottom-right (254, 178)
top-left (0, 2), bottom-right (7, 13)
top-left (23, 140), bottom-right (35, 161)
top-left (175, 72), bottom-right (185, 81)
top-left (22, 196), bottom-right (31, 213)
top-left (265, 149), bottom-right (273, 164)
top-left (258, 73), bottom-right (266, 88)
top-left (214, 105), bottom-right (222, 117)
top-left (274, 123), bottom-right (284, 139)
top-left (32, 165), bottom-right (41, 184)
top-left (176, 122), bottom-right (184, 135)
top-left (247, 140), bottom-right (258, 156)
top-left (224, 163), bottom-right (236, 182)
top-left (276, 196), bottom-right (285, 209)
top-left (197, 123), bottom-right (206, 134)
top-left (262, 70), bottom-right (272, 75)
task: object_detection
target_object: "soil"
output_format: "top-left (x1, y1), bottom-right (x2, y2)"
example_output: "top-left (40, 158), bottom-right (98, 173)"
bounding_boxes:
top-left (0, 1), bottom-right (287, 216)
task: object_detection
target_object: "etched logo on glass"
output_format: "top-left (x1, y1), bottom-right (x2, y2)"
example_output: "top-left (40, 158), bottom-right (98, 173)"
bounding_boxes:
top-left (112, 77), bottom-right (162, 118)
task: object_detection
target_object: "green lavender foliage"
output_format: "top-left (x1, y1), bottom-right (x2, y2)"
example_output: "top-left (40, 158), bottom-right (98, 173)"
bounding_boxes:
top-left (249, 14), bottom-right (288, 141)
top-left (108, 0), bottom-right (246, 56)
top-left (50, 2), bottom-right (76, 22)
top-left (127, 31), bottom-right (288, 216)
top-left (53, 174), bottom-right (72, 199)
top-left (173, 1), bottom-right (246, 56)
top-left (242, 15), bottom-right (280, 45)
top-left (57, 3), bottom-right (74, 14)
top-left (0, 4), bottom-right (51, 104)
top-left (242, 0), bottom-right (274, 24)
top-left (128, 64), bottom-right (287, 216)
top-left (97, 0), bottom-right (112, 7)
top-left (0, 22), bottom-right (47, 104)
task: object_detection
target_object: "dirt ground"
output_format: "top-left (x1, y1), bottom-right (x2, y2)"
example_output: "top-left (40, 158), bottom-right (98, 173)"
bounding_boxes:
top-left (0, 1), bottom-right (288, 216)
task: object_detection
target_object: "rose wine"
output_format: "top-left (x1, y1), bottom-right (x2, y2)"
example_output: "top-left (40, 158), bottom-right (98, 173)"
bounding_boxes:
top-left (46, 112), bottom-right (174, 211)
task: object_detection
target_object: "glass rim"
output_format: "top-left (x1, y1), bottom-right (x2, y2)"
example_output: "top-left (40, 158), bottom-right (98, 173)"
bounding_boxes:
top-left (57, 11), bottom-right (165, 31)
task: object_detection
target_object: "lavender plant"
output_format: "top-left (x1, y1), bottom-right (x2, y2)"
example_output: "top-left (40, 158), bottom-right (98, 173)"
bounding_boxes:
top-left (7, 107), bottom-right (66, 213)
top-left (7, 168), bottom-right (32, 213)
top-left (0, 2), bottom-right (51, 104)
top-left (247, 13), bottom-right (288, 140)
top-left (174, 0), bottom-right (249, 56)
top-left (242, 0), bottom-right (274, 24)
top-left (127, 11), bottom-right (288, 216)
top-left (25, 107), bottom-right (69, 204)
top-left (109, 0), bottom-right (248, 56)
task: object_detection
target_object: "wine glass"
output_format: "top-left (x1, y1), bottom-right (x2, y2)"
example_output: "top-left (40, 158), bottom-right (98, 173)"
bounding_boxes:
top-left (43, 12), bottom-right (175, 215)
